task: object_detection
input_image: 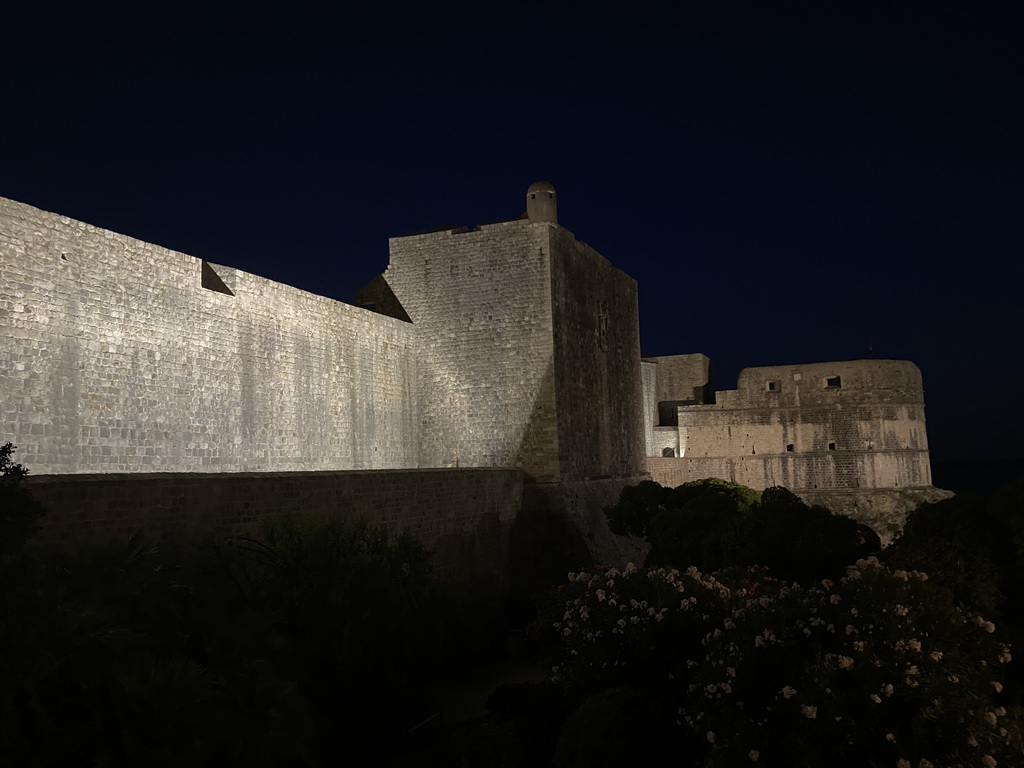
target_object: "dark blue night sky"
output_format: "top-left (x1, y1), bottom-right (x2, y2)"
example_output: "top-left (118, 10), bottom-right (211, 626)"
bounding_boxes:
top-left (4, 2), bottom-right (1022, 461)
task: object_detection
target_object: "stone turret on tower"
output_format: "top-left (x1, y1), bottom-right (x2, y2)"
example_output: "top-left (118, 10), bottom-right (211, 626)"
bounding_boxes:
top-left (526, 181), bottom-right (557, 223)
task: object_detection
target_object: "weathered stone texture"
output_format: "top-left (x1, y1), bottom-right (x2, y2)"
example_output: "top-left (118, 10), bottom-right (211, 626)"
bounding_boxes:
top-left (549, 226), bottom-right (646, 481)
top-left (644, 353), bottom-right (713, 411)
top-left (798, 486), bottom-right (953, 546)
top-left (380, 220), bottom-right (646, 485)
top-left (0, 197), bottom-right (418, 475)
top-left (2, 183), bottom-right (947, 562)
top-left (26, 468), bottom-right (522, 586)
top-left (646, 359), bottom-right (934, 497)
top-left (641, 361), bottom-right (660, 456)
top-left (383, 221), bottom-right (559, 479)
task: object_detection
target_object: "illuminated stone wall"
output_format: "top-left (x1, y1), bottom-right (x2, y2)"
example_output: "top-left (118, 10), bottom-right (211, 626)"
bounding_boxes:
top-left (645, 354), bottom-right (713, 410)
top-left (640, 360), bottom-right (660, 456)
top-left (646, 359), bottom-right (933, 492)
top-left (381, 221), bottom-right (561, 480)
top-left (378, 219), bottom-right (648, 484)
top-left (0, 197), bottom-right (419, 474)
top-left (1, 188), bottom-right (944, 552)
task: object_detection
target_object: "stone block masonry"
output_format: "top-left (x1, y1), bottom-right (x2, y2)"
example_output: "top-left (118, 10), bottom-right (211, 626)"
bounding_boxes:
top-left (644, 359), bottom-right (933, 490)
top-left (375, 215), bottom-right (648, 485)
top-left (0, 197), bottom-right (418, 474)
top-left (644, 358), bottom-right (948, 538)
top-left (27, 468), bottom-right (523, 587)
top-left (549, 226), bottom-right (646, 481)
top-left (2, 180), bottom-right (947, 562)
top-left (381, 221), bottom-right (561, 480)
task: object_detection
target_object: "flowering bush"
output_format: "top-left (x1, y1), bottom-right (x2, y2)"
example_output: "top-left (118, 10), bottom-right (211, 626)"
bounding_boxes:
top-left (686, 557), bottom-right (1022, 767)
top-left (535, 562), bottom-right (733, 697)
top-left (543, 559), bottom-right (1022, 767)
top-left (883, 479), bottom-right (1024, 708)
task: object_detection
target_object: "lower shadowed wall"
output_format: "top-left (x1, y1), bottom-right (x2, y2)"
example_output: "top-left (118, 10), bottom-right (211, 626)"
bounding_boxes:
top-left (26, 468), bottom-right (524, 588)
top-left (646, 457), bottom-right (952, 544)
top-left (646, 452), bottom-right (933, 492)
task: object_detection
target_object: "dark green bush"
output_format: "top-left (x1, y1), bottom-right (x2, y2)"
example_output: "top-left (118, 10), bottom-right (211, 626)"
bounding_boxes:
top-left (0, 511), bottom-right (458, 766)
top-left (606, 479), bottom-right (876, 582)
top-left (539, 559), bottom-right (1022, 767)
top-left (885, 479), bottom-right (1024, 621)
top-left (883, 477), bottom-right (1024, 704)
top-left (0, 442), bottom-right (46, 555)
top-left (554, 685), bottom-right (678, 768)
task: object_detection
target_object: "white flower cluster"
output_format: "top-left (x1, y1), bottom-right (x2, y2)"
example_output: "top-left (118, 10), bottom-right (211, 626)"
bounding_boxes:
top-left (974, 615), bottom-right (997, 634)
top-left (560, 557), bottom-right (1018, 766)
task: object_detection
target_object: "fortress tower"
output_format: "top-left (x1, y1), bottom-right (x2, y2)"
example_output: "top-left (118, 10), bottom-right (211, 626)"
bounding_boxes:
top-left (358, 182), bottom-right (647, 492)
top-left (642, 356), bottom-right (948, 538)
top-left (0, 182), bottom-right (944, 559)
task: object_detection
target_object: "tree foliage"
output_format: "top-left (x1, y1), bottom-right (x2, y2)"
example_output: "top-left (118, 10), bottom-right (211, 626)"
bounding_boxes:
top-left (883, 476), bottom-right (1024, 705)
top-left (605, 479), bottom-right (877, 583)
top-left (537, 559), bottom-right (1021, 768)
top-left (0, 442), bottom-right (46, 555)
top-left (885, 478), bottom-right (1024, 620)
top-left (0, 513), bottom-right (464, 765)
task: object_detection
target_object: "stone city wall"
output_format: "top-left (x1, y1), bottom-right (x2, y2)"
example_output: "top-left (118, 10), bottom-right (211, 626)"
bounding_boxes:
top-left (26, 467), bottom-right (523, 587)
top-left (675, 403), bottom-right (928, 465)
top-left (0, 197), bottom-right (419, 475)
top-left (645, 359), bottom-right (932, 492)
top-left (646, 353), bottom-right (713, 406)
top-left (382, 221), bottom-right (560, 479)
top-left (733, 359), bottom-right (925, 408)
top-left (647, 450), bottom-right (933, 491)
top-left (549, 226), bottom-right (646, 481)
top-left (640, 361), bottom-right (662, 457)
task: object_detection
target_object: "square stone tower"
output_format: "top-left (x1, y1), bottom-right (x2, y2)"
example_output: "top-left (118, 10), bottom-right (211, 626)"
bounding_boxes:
top-left (359, 182), bottom-right (646, 486)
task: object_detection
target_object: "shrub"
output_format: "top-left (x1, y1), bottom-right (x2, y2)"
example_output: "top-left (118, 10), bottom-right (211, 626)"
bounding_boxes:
top-left (884, 479), bottom-right (1024, 707)
top-left (731, 486), bottom-right (877, 583)
top-left (210, 515), bottom-right (444, 760)
top-left (2, 531), bottom-right (315, 767)
top-left (532, 562), bottom-right (735, 766)
top-left (885, 480), bottom-right (1024, 627)
top-left (687, 558), bottom-right (1021, 766)
top-left (0, 442), bottom-right (46, 555)
top-left (0, 514), bottom-right (450, 765)
top-left (541, 559), bottom-right (1021, 767)
top-left (534, 562), bottom-right (732, 697)
top-left (605, 480), bottom-right (876, 583)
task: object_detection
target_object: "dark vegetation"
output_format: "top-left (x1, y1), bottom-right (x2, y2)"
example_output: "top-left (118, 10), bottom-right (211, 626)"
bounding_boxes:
top-left (883, 478), bottom-right (1024, 703)
top-left (3, 442), bottom-right (1023, 766)
top-left (606, 478), bottom-right (880, 583)
top-left (0, 443), bottom-right (510, 766)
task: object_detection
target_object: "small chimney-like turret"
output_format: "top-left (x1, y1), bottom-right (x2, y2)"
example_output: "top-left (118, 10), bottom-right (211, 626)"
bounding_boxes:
top-left (526, 181), bottom-right (557, 224)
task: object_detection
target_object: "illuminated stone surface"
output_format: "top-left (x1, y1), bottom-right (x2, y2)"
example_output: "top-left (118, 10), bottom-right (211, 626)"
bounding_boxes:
top-left (0, 184), bottom-right (945, 552)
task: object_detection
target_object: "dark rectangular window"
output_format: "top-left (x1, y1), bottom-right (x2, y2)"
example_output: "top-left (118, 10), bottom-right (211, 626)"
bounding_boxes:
top-left (825, 376), bottom-right (841, 388)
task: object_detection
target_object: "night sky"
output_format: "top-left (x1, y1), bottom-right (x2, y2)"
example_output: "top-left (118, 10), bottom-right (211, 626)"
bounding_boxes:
top-left (4, 3), bottom-right (1022, 461)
